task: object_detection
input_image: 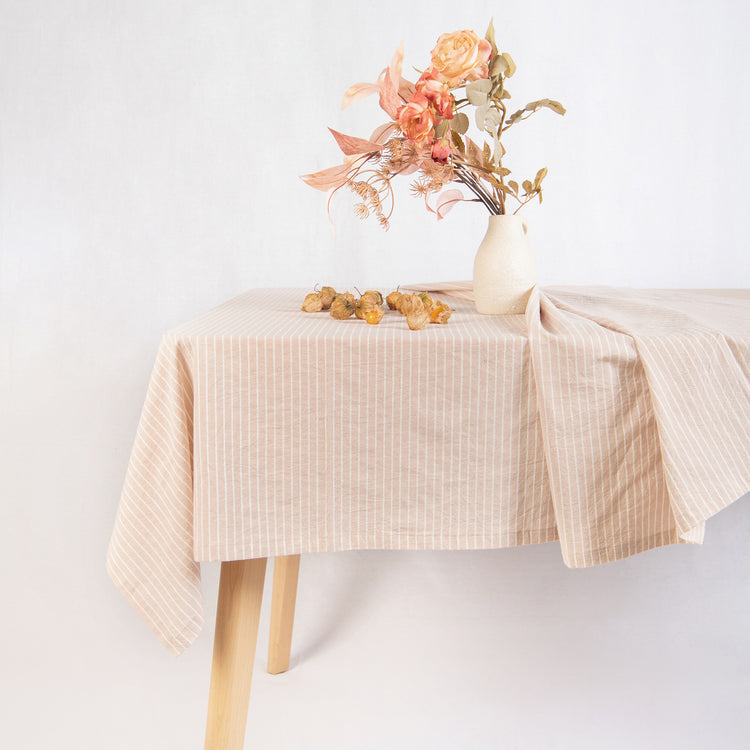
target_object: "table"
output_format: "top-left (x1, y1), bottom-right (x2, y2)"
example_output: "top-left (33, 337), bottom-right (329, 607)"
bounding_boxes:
top-left (107, 284), bottom-right (750, 750)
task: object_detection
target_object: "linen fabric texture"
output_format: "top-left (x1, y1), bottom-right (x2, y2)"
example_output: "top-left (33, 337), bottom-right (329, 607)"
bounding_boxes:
top-left (106, 285), bottom-right (750, 655)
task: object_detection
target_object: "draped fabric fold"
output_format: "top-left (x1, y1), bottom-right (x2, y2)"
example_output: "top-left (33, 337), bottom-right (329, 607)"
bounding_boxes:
top-left (107, 286), bottom-right (750, 655)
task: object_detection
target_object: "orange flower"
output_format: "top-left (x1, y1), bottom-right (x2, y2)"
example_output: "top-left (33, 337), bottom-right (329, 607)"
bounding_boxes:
top-left (430, 137), bottom-right (451, 164)
top-left (397, 93), bottom-right (435, 147)
top-left (430, 29), bottom-right (492, 85)
top-left (415, 70), bottom-right (454, 120)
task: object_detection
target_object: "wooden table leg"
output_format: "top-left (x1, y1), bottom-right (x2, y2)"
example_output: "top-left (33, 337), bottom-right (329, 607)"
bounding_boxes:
top-left (204, 558), bottom-right (267, 750)
top-left (267, 554), bottom-right (301, 675)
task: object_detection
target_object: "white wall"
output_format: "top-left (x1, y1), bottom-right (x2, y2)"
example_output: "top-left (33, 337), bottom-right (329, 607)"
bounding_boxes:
top-left (1, 1), bottom-right (749, 748)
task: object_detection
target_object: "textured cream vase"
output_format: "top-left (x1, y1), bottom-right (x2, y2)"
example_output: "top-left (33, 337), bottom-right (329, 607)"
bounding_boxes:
top-left (473, 214), bottom-right (537, 314)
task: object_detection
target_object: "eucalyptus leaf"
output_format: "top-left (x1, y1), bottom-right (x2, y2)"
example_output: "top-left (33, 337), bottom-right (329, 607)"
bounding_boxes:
top-left (501, 52), bottom-right (517, 77)
top-left (484, 108), bottom-right (503, 134)
top-left (489, 55), bottom-right (508, 78)
top-left (475, 103), bottom-right (489, 131)
top-left (452, 112), bottom-right (470, 134)
top-left (500, 88), bottom-right (511, 100)
top-left (522, 180), bottom-right (533, 194)
top-left (466, 78), bottom-right (492, 106)
top-left (466, 88), bottom-right (488, 107)
top-left (434, 120), bottom-right (448, 138)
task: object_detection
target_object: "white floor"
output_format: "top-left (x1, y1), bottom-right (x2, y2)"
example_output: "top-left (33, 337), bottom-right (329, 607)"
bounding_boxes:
top-left (6, 496), bottom-right (748, 750)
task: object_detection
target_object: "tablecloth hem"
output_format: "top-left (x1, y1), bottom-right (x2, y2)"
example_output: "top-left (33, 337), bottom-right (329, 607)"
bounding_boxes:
top-left (192, 526), bottom-right (562, 563)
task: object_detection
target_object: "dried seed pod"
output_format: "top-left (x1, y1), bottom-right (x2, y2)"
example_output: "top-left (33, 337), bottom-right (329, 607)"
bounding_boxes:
top-left (364, 307), bottom-right (384, 325)
top-left (418, 292), bottom-right (433, 310)
top-left (354, 299), bottom-right (369, 320)
top-left (429, 301), bottom-right (453, 324)
top-left (301, 292), bottom-right (323, 312)
top-left (330, 294), bottom-right (355, 319)
top-left (360, 290), bottom-right (383, 306)
top-left (399, 293), bottom-right (424, 317)
top-left (319, 286), bottom-right (336, 310)
top-left (406, 309), bottom-right (430, 330)
top-left (386, 290), bottom-right (402, 310)
top-left (355, 293), bottom-right (382, 320)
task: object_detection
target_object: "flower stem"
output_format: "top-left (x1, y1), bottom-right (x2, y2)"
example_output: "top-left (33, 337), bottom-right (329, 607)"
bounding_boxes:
top-left (454, 165), bottom-right (501, 214)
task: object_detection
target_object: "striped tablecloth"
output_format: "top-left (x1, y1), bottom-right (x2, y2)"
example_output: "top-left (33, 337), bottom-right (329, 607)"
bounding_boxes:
top-left (107, 284), bottom-right (750, 655)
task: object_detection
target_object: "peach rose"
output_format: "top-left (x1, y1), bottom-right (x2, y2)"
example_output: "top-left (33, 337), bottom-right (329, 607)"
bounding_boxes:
top-left (397, 92), bottom-right (435, 147)
top-left (430, 29), bottom-right (492, 85)
top-left (415, 70), bottom-right (454, 120)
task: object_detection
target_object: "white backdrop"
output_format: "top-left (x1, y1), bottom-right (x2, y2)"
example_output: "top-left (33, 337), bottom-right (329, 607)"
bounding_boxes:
top-left (1, 1), bottom-right (749, 748)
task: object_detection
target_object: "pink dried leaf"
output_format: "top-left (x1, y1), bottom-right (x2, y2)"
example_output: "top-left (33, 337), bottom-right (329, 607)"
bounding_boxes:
top-left (427, 188), bottom-right (465, 220)
top-left (388, 41), bottom-right (404, 92)
top-left (328, 127), bottom-right (383, 156)
top-left (379, 68), bottom-right (402, 119)
top-left (300, 162), bottom-right (353, 191)
top-left (341, 81), bottom-right (380, 109)
top-left (370, 122), bottom-right (399, 144)
top-left (398, 76), bottom-right (416, 101)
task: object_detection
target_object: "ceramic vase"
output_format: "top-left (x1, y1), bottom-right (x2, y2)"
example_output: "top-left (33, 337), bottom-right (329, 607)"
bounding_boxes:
top-left (472, 214), bottom-right (537, 315)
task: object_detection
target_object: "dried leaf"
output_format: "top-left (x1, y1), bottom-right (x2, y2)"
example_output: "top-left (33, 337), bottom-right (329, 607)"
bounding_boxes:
top-left (485, 18), bottom-right (498, 56)
top-left (465, 137), bottom-right (483, 165)
top-left (483, 108), bottom-right (502, 133)
top-left (341, 82), bottom-right (380, 109)
top-left (474, 102), bottom-right (488, 131)
top-left (508, 180), bottom-right (519, 194)
top-left (534, 167), bottom-right (548, 189)
top-left (427, 188), bottom-right (465, 220)
top-left (300, 163), bottom-right (352, 191)
top-left (466, 78), bottom-right (492, 106)
top-left (487, 173), bottom-right (504, 190)
top-left (452, 112), bottom-right (470, 135)
top-left (489, 55), bottom-right (508, 78)
top-left (450, 129), bottom-right (466, 153)
top-left (541, 99), bottom-right (566, 115)
top-left (522, 179), bottom-right (533, 195)
top-left (434, 119), bottom-right (448, 138)
top-left (398, 76), bottom-right (416, 101)
top-left (524, 99), bottom-right (567, 116)
top-left (328, 127), bottom-right (383, 156)
top-left (379, 68), bottom-right (402, 119)
top-left (501, 52), bottom-right (517, 77)
top-left (389, 41), bottom-right (405, 92)
top-left (370, 122), bottom-right (398, 144)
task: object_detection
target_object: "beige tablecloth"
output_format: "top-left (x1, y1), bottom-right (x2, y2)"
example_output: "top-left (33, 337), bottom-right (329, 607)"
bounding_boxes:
top-left (107, 285), bottom-right (750, 655)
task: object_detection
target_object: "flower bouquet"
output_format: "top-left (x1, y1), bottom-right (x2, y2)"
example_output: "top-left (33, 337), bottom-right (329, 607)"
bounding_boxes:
top-left (301, 21), bottom-right (565, 228)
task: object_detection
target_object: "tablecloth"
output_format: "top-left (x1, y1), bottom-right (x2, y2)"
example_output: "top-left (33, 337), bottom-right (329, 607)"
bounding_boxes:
top-left (107, 285), bottom-right (750, 655)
